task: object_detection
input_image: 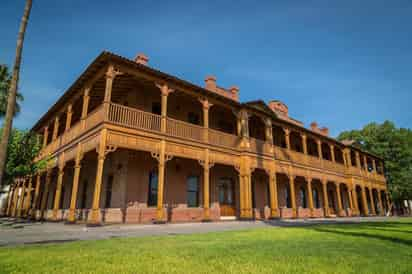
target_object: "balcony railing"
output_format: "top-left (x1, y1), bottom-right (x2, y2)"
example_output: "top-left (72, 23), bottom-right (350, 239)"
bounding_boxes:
top-left (38, 102), bottom-right (382, 182)
top-left (109, 103), bottom-right (161, 132)
top-left (166, 117), bottom-right (204, 142)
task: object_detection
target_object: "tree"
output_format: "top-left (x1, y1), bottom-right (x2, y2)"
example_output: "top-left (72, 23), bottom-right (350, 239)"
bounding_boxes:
top-left (337, 121), bottom-right (412, 204)
top-left (0, 64), bottom-right (24, 118)
top-left (0, 128), bottom-right (46, 186)
top-left (0, 0), bottom-right (32, 190)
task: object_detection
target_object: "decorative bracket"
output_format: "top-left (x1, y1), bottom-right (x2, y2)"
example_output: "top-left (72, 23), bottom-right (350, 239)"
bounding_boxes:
top-left (155, 82), bottom-right (175, 96)
top-left (198, 159), bottom-right (215, 169)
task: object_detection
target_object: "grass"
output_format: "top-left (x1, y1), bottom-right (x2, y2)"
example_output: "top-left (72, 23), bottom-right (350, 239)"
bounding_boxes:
top-left (0, 218), bottom-right (412, 274)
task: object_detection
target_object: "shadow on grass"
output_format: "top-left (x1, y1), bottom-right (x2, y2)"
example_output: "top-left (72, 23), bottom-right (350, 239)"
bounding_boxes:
top-left (311, 226), bottom-right (412, 247)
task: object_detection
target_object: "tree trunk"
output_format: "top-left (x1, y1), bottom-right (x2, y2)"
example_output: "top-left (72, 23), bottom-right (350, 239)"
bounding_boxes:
top-left (0, 0), bottom-right (33, 190)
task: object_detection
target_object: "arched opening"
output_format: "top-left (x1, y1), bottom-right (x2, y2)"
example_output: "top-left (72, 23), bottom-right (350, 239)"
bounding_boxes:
top-left (272, 125), bottom-right (286, 148)
top-left (249, 115), bottom-right (265, 141)
top-left (290, 131), bottom-right (303, 153)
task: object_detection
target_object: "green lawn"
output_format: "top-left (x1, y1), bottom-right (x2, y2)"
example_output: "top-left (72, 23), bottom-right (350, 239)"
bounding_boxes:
top-left (1, 219), bottom-right (412, 274)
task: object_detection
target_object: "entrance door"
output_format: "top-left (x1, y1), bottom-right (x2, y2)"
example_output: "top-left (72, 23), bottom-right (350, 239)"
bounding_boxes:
top-left (218, 178), bottom-right (235, 216)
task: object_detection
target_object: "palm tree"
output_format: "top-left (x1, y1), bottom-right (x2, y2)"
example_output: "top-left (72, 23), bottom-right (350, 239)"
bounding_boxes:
top-left (0, 0), bottom-right (33, 190)
top-left (0, 64), bottom-right (24, 118)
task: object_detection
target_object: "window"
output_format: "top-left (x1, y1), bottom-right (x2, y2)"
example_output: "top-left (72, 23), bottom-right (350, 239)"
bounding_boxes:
top-left (313, 189), bottom-right (320, 208)
top-left (105, 175), bottom-right (114, 208)
top-left (188, 112), bottom-right (200, 125)
top-left (152, 102), bottom-right (161, 115)
top-left (300, 187), bottom-right (307, 208)
top-left (187, 176), bottom-right (199, 207)
top-left (148, 170), bottom-right (158, 207)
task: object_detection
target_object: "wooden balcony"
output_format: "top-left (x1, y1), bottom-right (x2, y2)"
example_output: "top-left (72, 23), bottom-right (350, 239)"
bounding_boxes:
top-left (37, 102), bottom-right (383, 183)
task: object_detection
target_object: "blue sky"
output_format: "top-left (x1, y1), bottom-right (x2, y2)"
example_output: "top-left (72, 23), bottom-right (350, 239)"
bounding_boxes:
top-left (1, 0), bottom-right (411, 137)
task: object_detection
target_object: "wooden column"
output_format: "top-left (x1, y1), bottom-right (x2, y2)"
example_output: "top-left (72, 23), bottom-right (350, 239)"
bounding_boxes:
top-left (335, 182), bottom-right (343, 216)
top-left (239, 156), bottom-right (252, 219)
top-left (322, 179), bottom-right (329, 217)
top-left (52, 117), bottom-right (59, 141)
top-left (301, 134), bottom-right (308, 155)
top-left (330, 145), bottom-right (335, 162)
top-left (156, 83), bottom-right (174, 133)
top-left (88, 130), bottom-right (107, 226)
top-left (17, 179), bottom-right (26, 217)
top-left (361, 186), bottom-right (369, 216)
top-left (52, 160), bottom-right (65, 221)
top-left (317, 140), bottom-right (323, 159)
top-left (31, 174), bottom-right (41, 219)
top-left (372, 159), bottom-right (377, 173)
top-left (24, 176), bottom-right (33, 217)
top-left (40, 170), bottom-right (52, 220)
top-left (265, 118), bottom-right (273, 145)
top-left (355, 151), bottom-right (361, 168)
top-left (363, 156), bottom-right (368, 172)
top-left (289, 174), bottom-right (296, 218)
top-left (65, 104), bottom-right (73, 131)
top-left (284, 128), bottom-right (291, 150)
top-left (347, 184), bottom-right (353, 215)
top-left (369, 187), bottom-right (376, 215)
top-left (201, 149), bottom-right (212, 220)
top-left (67, 144), bottom-right (83, 223)
top-left (351, 185), bottom-right (359, 216)
top-left (81, 87), bottom-right (90, 129)
top-left (155, 140), bottom-right (167, 223)
top-left (268, 169), bottom-right (279, 218)
top-left (307, 177), bottom-right (314, 217)
top-left (199, 98), bottom-right (212, 143)
top-left (103, 65), bottom-right (116, 118)
top-left (42, 126), bottom-right (49, 148)
top-left (245, 172), bottom-right (253, 218)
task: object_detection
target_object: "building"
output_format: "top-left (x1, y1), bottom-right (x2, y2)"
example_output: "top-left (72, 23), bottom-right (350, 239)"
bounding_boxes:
top-left (4, 52), bottom-right (390, 225)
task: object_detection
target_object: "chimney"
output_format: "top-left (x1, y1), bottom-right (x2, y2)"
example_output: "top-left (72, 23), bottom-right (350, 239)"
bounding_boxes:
top-left (205, 75), bottom-right (217, 91)
top-left (310, 122), bottom-right (318, 131)
top-left (229, 86), bottom-right (239, 100)
top-left (320, 127), bottom-right (329, 136)
top-left (135, 53), bottom-right (149, 65)
top-left (310, 121), bottom-right (329, 136)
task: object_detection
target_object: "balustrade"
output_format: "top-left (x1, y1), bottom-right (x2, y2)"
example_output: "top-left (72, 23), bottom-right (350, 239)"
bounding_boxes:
top-left (36, 102), bottom-right (379, 184)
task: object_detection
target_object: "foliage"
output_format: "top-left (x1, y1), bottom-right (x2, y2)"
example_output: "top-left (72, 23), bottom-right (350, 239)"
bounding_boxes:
top-left (0, 219), bottom-right (411, 273)
top-left (338, 121), bottom-right (412, 202)
top-left (0, 128), bottom-right (46, 186)
top-left (0, 65), bottom-right (24, 118)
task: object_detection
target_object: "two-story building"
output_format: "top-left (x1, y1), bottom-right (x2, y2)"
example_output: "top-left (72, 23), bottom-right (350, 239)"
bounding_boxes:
top-left (5, 52), bottom-right (390, 225)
